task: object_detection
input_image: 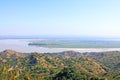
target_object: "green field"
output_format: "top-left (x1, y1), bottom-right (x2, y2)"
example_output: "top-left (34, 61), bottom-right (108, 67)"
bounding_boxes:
top-left (28, 39), bottom-right (120, 48)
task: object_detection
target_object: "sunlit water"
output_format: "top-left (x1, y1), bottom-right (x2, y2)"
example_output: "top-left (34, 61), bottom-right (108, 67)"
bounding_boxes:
top-left (0, 39), bottom-right (120, 53)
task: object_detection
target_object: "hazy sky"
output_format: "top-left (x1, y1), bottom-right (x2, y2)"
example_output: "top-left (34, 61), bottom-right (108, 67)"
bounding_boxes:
top-left (0, 0), bottom-right (120, 38)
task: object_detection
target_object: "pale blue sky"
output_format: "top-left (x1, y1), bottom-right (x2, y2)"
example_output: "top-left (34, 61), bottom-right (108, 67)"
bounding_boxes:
top-left (0, 0), bottom-right (120, 38)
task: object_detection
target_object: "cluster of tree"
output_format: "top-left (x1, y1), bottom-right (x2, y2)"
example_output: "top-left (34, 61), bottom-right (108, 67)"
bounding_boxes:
top-left (0, 50), bottom-right (120, 80)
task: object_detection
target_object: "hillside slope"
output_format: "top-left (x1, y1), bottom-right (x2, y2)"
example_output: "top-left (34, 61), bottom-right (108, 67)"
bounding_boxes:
top-left (0, 50), bottom-right (120, 80)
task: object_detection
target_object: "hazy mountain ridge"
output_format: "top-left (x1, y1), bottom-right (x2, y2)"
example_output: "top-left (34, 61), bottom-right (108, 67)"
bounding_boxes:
top-left (0, 49), bottom-right (25, 58)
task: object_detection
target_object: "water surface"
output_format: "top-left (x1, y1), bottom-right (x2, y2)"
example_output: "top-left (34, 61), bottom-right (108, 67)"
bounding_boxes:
top-left (0, 39), bottom-right (120, 53)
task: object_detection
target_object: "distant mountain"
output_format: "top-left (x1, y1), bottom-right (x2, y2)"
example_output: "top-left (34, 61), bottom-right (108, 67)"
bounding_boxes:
top-left (47, 51), bottom-right (83, 59)
top-left (0, 49), bottom-right (26, 58)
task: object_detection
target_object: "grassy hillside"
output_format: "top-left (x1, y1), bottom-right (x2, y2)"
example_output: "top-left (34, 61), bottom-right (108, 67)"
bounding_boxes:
top-left (84, 51), bottom-right (120, 70)
top-left (0, 50), bottom-right (120, 80)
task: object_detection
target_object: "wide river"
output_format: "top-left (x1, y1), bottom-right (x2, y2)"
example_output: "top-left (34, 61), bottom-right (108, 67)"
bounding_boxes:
top-left (0, 39), bottom-right (120, 53)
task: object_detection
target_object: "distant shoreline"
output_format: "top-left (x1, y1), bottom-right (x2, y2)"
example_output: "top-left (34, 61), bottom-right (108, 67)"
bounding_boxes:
top-left (0, 48), bottom-right (120, 53)
top-left (0, 39), bottom-right (120, 53)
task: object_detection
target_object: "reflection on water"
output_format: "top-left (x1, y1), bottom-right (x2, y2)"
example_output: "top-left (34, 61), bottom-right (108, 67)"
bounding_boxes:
top-left (0, 39), bottom-right (120, 53)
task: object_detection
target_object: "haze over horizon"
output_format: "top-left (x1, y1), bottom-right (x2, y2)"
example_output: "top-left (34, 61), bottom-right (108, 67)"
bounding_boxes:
top-left (0, 0), bottom-right (120, 38)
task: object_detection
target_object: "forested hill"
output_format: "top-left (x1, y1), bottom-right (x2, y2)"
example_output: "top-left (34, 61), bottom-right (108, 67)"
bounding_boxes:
top-left (0, 50), bottom-right (120, 80)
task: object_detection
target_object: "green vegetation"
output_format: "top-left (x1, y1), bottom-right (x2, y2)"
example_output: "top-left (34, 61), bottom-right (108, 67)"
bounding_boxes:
top-left (28, 40), bottom-right (120, 48)
top-left (0, 50), bottom-right (120, 80)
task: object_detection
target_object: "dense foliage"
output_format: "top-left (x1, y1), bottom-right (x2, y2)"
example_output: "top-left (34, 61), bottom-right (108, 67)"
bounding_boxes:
top-left (0, 50), bottom-right (120, 80)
